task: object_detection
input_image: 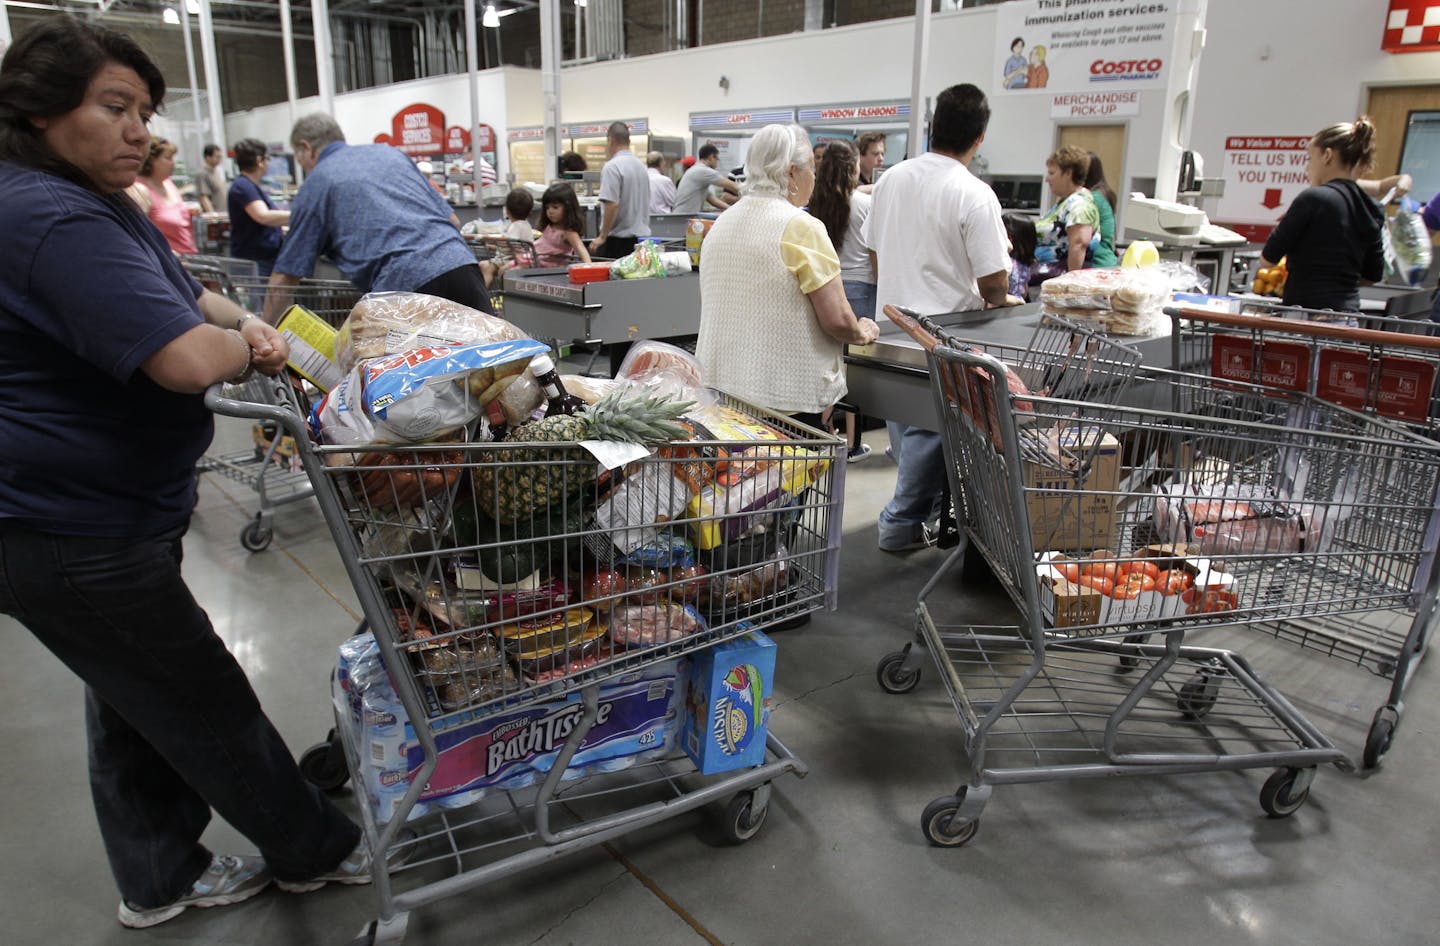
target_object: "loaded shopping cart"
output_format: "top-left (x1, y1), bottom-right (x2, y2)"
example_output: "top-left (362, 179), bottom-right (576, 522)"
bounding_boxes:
top-left (873, 304), bottom-right (1440, 848)
top-left (191, 271), bottom-right (363, 551)
top-left (1168, 305), bottom-right (1440, 768)
top-left (205, 376), bottom-right (833, 944)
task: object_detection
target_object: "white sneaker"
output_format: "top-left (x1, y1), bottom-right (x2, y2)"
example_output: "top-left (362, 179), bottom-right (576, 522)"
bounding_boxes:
top-left (117, 854), bottom-right (271, 929)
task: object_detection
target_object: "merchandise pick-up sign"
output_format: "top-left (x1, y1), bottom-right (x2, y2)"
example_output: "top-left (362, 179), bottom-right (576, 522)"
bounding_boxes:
top-left (374, 103), bottom-right (445, 156)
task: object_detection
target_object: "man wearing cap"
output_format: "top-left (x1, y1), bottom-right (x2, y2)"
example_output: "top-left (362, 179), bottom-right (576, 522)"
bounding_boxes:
top-left (673, 144), bottom-right (741, 215)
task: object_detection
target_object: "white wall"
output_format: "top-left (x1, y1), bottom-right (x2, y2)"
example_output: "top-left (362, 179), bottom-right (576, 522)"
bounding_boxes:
top-left (220, 1), bottom-right (1440, 221)
top-left (1189, 0), bottom-right (1440, 170)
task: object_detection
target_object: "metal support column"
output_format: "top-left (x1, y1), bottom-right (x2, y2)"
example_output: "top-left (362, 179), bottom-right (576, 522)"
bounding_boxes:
top-left (179, 7), bottom-right (206, 176)
top-left (539, 0), bottom-right (562, 182)
top-left (907, 0), bottom-right (931, 159)
top-left (280, 0), bottom-right (300, 130)
top-left (311, 0), bottom-right (336, 114)
top-left (196, 0), bottom-right (225, 154)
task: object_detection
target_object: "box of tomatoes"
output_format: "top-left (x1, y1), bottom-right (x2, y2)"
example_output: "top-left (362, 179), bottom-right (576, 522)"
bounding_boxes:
top-left (1022, 427), bottom-right (1122, 551)
top-left (1036, 548), bottom-right (1230, 631)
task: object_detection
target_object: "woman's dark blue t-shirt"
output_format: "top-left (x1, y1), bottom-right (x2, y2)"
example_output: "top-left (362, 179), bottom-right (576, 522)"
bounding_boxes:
top-left (0, 162), bottom-right (212, 536)
top-left (227, 175), bottom-right (283, 263)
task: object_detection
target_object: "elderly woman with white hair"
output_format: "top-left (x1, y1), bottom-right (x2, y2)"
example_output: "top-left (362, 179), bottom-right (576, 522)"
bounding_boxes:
top-left (696, 123), bottom-right (880, 426)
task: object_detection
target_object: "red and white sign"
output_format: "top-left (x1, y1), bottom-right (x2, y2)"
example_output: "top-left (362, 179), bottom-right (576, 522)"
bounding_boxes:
top-left (1049, 90), bottom-right (1140, 119)
top-left (1382, 1), bottom-right (1440, 53)
top-left (1212, 337), bottom-right (1311, 394)
top-left (1212, 135), bottom-right (1310, 236)
top-left (444, 126), bottom-right (471, 154)
top-left (373, 103), bottom-right (444, 156)
top-left (1317, 350), bottom-right (1434, 420)
top-left (474, 123), bottom-right (495, 152)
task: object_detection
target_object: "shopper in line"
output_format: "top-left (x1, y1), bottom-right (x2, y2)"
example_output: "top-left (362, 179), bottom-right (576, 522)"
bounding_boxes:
top-left (1083, 150), bottom-right (1119, 267)
top-left (1036, 145), bottom-right (1116, 272)
top-left (195, 141), bottom-right (226, 212)
top-left (126, 136), bottom-right (196, 255)
top-left (589, 121), bottom-right (650, 258)
top-left (1003, 210), bottom-right (1037, 302)
top-left (808, 139), bottom-right (877, 463)
top-left (481, 187), bottom-right (539, 287)
top-left (535, 181), bottom-right (592, 265)
top-left (0, 17), bottom-right (372, 930)
top-left (673, 143), bottom-right (741, 215)
top-left (1260, 117), bottom-right (1386, 317)
top-left (855, 130), bottom-right (886, 187)
top-left (863, 82), bottom-right (1021, 553)
top-left (647, 151), bottom-right (677, 214)
top-left (696, 122), bottom-right (879, 428)
top-left (226, 137), bottom-right (289, 292)
top-left (264, 112), bottom-right (494, 321)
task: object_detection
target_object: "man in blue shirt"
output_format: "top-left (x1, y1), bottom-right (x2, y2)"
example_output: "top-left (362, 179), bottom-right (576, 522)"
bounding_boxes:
top-left (263, 113), bottom-right (493, 321)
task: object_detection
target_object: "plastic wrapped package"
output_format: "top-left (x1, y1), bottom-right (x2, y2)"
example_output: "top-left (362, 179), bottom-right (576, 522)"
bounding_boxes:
top-left (560, 374), bottom-right (621, 406)
top-left (1039, 267), bottom-right (1169, 313)
top-left (614, 340), bottom-right (712, 405)
top-left (1151, 483), bottom-right (1335, 556)
top-left (608, 602), bottom-right (706, 648)
top-left (1389, 199), bottom-right (1433, 285)
top-left (310, 338), bottom-right (549, 445)
top-left (335, 291), bottom-right (532, 373)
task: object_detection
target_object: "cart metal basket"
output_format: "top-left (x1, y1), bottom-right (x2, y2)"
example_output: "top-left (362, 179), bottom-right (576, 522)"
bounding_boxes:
top-left (205, 378), bottom-right (833, 944)
top-left (871, 305), bottom-right (1440, 846)
top-left (1168, 305), bottom-right (1440, 767)
top-left (191, 271), bottom-right (363, 550)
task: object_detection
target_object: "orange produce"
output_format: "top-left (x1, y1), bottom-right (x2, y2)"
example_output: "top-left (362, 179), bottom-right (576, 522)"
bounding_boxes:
top-left (1155, 569), bottom-right (1193, 595)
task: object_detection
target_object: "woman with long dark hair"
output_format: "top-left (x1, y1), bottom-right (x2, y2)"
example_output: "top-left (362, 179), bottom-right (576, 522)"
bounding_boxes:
top-left (0, 16), bottom-right (370, 930)
top-left (1083, 151), bottom-right (1118, 267)
top-left (806, 139), bottom-right (878, 460)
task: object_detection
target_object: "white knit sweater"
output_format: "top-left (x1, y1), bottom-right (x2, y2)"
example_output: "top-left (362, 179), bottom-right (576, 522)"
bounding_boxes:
top-left (696, 195), bottom-right (845, 414)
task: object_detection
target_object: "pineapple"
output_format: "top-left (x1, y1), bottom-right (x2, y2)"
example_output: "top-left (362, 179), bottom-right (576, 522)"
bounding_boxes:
top-left (475, 389), bottom-right (693, 523)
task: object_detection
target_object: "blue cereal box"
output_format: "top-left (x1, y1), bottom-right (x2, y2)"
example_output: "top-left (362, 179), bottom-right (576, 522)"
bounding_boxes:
top-left (682, 630), bottom-right (776, 775)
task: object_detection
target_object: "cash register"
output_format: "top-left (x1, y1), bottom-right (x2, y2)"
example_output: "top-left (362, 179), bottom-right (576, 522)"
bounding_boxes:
top-left (1124, 194), bottom-right (1247, 246)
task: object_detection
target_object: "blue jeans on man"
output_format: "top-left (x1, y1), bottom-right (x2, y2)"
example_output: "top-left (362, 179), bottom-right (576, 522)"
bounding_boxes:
top-left (877, 424), bottom-right (947, 551)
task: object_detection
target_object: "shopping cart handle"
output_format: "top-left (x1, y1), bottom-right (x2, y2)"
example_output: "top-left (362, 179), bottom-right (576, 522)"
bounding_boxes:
top-left (203, 380), bottom-right (312, 442)
top-left (1165, 306), bottom-right (1440, 351)
top-left (883, 304), bottom-right (939, 352)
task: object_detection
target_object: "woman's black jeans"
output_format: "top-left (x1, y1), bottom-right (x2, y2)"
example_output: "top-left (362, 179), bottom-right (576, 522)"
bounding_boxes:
top-left (0, 519), bottom-right (359, 908)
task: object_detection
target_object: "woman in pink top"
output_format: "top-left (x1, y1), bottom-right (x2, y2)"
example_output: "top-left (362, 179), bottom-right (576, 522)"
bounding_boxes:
top-left (126, 137), bottom-right (196, 254)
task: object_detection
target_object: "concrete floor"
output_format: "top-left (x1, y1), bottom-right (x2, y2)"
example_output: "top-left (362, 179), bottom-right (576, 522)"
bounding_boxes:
top-left (3, 419), bottom-right (1439, 946)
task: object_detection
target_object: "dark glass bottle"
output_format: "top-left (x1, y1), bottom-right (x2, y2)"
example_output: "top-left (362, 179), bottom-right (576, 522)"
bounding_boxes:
top-left (528, 353), bottom-right (585, 417)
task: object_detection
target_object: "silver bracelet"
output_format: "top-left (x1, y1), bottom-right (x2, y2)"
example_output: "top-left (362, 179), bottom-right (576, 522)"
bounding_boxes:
top-left (234, 312), bottom-right (257, 331)
top-left (226, 328), bottom-right (255, 384)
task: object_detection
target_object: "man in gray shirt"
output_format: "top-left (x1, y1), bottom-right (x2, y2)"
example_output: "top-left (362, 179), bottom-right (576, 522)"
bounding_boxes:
top-left (195, 143), bottom-right (226, 213)
top-left (672, 143), bottom-right (740, 214)
top-left (589, 122), bottom-right (650, 259)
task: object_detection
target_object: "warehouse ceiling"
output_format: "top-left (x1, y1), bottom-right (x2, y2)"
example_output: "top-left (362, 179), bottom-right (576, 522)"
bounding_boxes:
top-left (11, 0), bottom-right (541, 39)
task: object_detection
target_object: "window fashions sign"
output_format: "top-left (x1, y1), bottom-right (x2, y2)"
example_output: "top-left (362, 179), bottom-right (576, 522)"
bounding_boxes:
top-left (994, 0), bottom-right (1176, 95)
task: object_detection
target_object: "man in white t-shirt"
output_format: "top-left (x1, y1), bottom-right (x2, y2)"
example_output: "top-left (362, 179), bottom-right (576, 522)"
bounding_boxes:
top-left (672, 144), bottom-right (740, 214)
top-left (862, 82), bottom-right (1022, 552)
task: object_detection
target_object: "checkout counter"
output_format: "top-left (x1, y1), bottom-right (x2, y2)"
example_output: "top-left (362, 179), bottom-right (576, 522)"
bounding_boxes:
top-left (500, 268), bottom-right (701, 366)
top-left (844, 288), bottom-right (1436, 431)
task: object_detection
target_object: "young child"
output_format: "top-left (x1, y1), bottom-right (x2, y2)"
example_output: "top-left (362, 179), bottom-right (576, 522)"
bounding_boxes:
top-left (481, 188), bottom-right (538, 287)
top-left (1002, 211), bottom-right (1037, 302)
top-left (534, 182), bottom-right (592, 266)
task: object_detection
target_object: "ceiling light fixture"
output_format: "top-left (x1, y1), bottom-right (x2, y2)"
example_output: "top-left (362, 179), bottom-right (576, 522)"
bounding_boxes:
top-left (162, 6), bottom-right (180, 24)
top-left (574, 0), bottom-right (587, 7)
top-left (482, 3), bottom-right (501, 28)
top-left (185, 0), bottom-right (200, 14)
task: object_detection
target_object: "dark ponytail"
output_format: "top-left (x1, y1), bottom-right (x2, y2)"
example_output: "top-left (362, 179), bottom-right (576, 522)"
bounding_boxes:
top-left (1312, 116), bottom-right (1376, 172)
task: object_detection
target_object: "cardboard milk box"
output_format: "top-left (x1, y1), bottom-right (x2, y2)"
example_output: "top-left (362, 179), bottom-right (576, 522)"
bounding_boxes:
top-left (1022, 427), bottom-right (1121, 551)
top-left (682, 629), bottom-right (775, 775)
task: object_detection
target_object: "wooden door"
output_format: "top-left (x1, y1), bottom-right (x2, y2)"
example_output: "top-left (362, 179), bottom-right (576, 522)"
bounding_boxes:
top-left (1366, 85), bottom-right (1440, 177)
top-left (1056, 124), bottom-right (1126, 198)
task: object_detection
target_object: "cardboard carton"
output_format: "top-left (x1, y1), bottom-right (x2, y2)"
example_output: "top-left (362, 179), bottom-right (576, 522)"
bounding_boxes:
top-left (681, 630), bottom-right (775, 775)
top-left (1022, 427), bottom-right (1121, 551)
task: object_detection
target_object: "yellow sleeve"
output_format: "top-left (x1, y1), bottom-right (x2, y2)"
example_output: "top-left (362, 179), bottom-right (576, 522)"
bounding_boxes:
top-left (780, 214), bottom-right (842, 295)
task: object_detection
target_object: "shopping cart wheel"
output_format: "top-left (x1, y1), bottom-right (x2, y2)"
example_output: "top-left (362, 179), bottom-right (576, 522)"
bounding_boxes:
top-left (299, 729), bottom-right (350, 792)
top-left (1116, 633), bottom-right (1148, 673)
top-left (240, 516), bottom-right (273, 553)
top-left (720, 790), bottom-right (769, 845)
top-left (921, 795), bottom-right (978, 847)
top-left (1259, 767), bottom-right (1313, 819)
top-left (1362, 707), bottom-right (1399, 770)
top-left (351, 912), bottom-right (409, 946)
top-left (1176, 673), bottom-right (1220, 720)
top-left (876, 649), bottom-right (921, 695)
